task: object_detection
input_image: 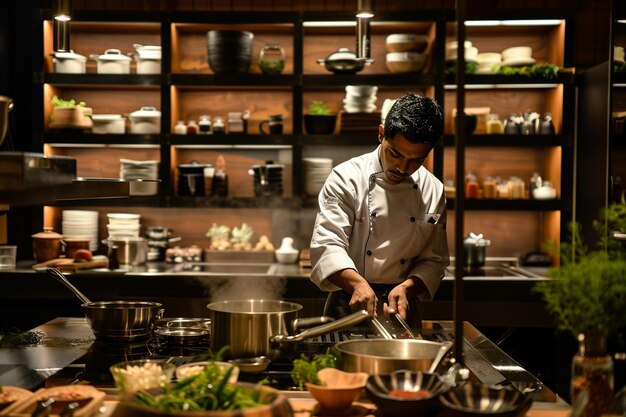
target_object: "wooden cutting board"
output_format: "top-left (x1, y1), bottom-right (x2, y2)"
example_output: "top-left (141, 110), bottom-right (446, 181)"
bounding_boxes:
top-left (33, 257), bottom-right (109, 272)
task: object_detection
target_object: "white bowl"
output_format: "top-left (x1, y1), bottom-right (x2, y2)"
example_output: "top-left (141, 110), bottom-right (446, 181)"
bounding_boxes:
top-left (275, 250), bottom-right (299, 264)
top-left (501, 46), bottom-right (532, 61)
top-left (386, 52), bottom-right (427, 73)
top-left (386, 33), bottom-right (429, 53)
top-left (445, 46), bottom-right (478, 62)
top-left (476, 52), bottom-right (502, 64)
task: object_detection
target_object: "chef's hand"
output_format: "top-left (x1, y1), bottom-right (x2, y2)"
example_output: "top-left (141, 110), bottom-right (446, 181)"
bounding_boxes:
top-left (384, 284), bottom-right (410, 321)
top-left (350, 282), bottom-right (378, 317)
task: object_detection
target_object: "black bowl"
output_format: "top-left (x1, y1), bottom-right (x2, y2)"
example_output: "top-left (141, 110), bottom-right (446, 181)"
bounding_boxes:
top-left (207, 30), bottom-right (254, 73)
top-left (455, 114), bottom-right (477, 135)
top-left (365, 370), bottom-right (453, 417)
top-left (439, 382), bottom-right (533, 417)
top-left (304, 114), bottom-right (337, 135)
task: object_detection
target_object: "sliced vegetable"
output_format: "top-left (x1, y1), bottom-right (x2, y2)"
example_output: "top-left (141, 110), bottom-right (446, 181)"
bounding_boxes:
top-left (291, 349), bottom-right (338, 389)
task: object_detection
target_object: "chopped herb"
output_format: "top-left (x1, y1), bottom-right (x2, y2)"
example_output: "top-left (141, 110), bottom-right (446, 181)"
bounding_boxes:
top-left (0, 329), bottom-right (45, 348)
top-left (290, 349), bottom-right (338, 389)
top-left (495, 63), bottom-right (561, 79)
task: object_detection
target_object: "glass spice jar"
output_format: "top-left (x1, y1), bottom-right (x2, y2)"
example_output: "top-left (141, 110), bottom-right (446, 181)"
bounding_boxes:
top-left (258, 44), bottom-right (285, 75)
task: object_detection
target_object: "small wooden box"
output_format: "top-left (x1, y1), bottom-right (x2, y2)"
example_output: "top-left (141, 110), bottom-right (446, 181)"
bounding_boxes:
top-left (203, 250), bottom-right (275, 263)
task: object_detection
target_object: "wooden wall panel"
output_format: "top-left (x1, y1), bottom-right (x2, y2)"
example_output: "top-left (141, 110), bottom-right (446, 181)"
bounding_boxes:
top-left (45, 147), bottom-right (161, 178)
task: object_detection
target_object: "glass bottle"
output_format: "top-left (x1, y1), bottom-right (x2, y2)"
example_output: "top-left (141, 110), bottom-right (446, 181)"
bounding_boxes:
top-left (198, 115), bottom-right (212, 134)
top-left (571, 333), bottom-right (614, 417)
top-left (465, 172), bottom-right (479, 199)
top-left (258, 44), bottom-right (286, 75)
top-left (213, 116), bottom-right (225, 134)
top-left (486, 113), bottom-right (504, 134)
top-left (187, 120), bottom-right (198, 134)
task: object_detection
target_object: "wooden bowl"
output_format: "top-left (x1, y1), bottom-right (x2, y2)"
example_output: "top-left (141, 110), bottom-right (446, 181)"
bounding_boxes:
top-left (1, 385), bottom-right (104, 417)
top-left (305, 368), bottom-right (369, 413)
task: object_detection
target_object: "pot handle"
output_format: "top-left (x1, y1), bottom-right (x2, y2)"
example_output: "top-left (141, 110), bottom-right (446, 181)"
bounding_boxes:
top-left (292, 316), bottom-right (335, 332)
top-left (270, 309), bottom-right (371, 345)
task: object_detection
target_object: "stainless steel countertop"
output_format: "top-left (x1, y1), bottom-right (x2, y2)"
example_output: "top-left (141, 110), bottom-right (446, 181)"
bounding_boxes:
top-left (0, 317), bottom-right (566, 407)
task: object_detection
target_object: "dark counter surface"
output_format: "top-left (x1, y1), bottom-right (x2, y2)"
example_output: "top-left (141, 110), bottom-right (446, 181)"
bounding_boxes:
top-left (0, 317), bottom-right (567, 408)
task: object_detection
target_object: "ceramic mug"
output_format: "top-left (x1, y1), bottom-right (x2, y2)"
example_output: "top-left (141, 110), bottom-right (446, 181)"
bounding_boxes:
top-left (259, 114), bottom-right (283, 135)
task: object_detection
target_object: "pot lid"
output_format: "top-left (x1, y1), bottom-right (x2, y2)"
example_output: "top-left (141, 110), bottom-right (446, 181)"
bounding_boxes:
top-left (32, 227), bottom-right (62, 239)
top-left (325, 48), bottom-right (358, 62)
top-left (129, 106), bottom-right (161, 118)
top-left (464, 232), bottom-right (491, 246)
top-left (91, 49), bottom-right (132, 62)
top-left (92, 114), bottom-right (124, 121)
top-left (52, 50), bottom-right (87, 61)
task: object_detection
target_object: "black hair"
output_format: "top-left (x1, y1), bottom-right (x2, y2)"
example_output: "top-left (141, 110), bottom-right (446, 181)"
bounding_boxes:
top-left (383, 92), bottom-right (443, 146)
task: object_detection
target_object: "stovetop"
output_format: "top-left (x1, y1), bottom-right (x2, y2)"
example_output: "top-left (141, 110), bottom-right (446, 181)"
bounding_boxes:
top-left (48, 324), bottom-right (457, 391)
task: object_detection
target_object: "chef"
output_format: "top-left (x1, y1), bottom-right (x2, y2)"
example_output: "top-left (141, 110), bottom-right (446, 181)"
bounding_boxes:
top-left (309, 93), bottom-right (449, 328)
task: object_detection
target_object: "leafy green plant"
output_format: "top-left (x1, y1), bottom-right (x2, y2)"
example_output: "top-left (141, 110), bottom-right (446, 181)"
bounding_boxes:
top-left (291, 349), bottom-right (337, 389)
top-left (51, 95), bottom-right (86, 108)
top-left (308, 100), bottom-right (332, 115)
top-left (534, 203), bottom-right (626, 337)
top-left (495, 63), bottom-right (561, 79)
top-left (444, 61), bottom-right (478, 75)
top-left (614, 60), bottom-right (626, 74)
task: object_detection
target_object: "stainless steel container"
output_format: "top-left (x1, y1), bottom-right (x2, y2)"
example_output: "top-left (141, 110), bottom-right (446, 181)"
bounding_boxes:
top-left (103, 237), bottom-right (148, 265)
top-left (83, 300), bottom-right (163, 341)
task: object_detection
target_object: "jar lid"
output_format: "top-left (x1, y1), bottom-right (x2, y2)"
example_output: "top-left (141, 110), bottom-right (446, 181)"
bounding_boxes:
top-left (52, 50), bottom-right (87, 62)
top-left (32, 227), bottom-right (62, 239)
top-left (464, 232), bottom-right (491, 246)
top-left (93, 49), bottom-right (132, 62)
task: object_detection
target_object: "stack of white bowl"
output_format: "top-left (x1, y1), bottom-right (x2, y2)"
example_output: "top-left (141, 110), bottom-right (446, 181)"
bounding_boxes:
top-left (343, 85), bottom-right (378, 113)
top-left (107, 213), bottom-right (141, 240)
top-left (120, 159), bottom-right (159, 196)
top-left (303, 158), bottom-right (333, 197)
top-left (476, 53), bottom-right (502, 74)
top-left (500, 46), bottom-right (535, 67)
top-left (445, 41), bottom-right (478, 62)
top-left (62, 210), bottom-right (99, 251)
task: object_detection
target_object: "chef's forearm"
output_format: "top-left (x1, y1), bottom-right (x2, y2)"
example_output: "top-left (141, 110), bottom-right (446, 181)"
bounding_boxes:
top-left (327, 268), bottom-right (368, 294)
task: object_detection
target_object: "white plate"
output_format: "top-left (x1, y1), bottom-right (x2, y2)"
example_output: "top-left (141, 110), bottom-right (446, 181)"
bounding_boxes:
top-left (501, 57), bottom-right (536, 67)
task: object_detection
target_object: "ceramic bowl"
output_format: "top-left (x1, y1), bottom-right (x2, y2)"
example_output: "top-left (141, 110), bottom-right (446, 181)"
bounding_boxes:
top-left (275, 250), bottom-right (299, 264)
top-left (110, 359), bottom-right (176, 394)
top-left (501, 46), bottom-right (532, 61)
top-left (305, 368), bottom-right (369, 413)
top-left (439, 382), bottom-right (533, 417)
top-left (386, 33), bottom-right (429, 53)
top-left (386, 52), bottom-right (427, 73)
top-left (365, 370), bottom-right (453, 417)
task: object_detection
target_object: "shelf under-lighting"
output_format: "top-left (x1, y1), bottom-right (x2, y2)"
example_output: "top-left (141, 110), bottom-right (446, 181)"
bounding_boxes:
top-left (173, 144), bottom-right (292, 150)
top-left (47, 143), bottom-right (160, 149)
top-left (445, 83), bottom-right (559, 89)
top-left (465, 19), bottom-right (562, 27)
top-left (303, 21), bottom-right (356, 27)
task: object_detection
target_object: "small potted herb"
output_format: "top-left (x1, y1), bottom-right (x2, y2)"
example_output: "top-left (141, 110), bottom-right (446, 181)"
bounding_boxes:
top-left (49, 95), bottom-right (93, 129)
top-left (304, 100), bottom-right (337, 134)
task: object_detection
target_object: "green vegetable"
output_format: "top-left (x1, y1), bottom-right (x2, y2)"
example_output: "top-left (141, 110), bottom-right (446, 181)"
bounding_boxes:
top-left (308, 100), bottom-right (331, 115)
top-left (444, 61), bottom-right (478, 75)
top-left (132, 361), bottom-right (267, 412)
top-left (51, 95), bottom-right (86, 108)
top-left (0, 329), bottom-right (45, 348)
top-left (495, 63), bottom-right (561, 79)
top-left (614, 60), bottom-right (626, 74)
top-left (259, 59), bottom-right (285, 74)
top-left (291, 349), bottom-right (338, 389)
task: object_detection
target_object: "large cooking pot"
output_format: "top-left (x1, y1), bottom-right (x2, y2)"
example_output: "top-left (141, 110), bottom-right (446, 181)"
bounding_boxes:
top-left (335, 339), bottom-right (453, 375)
top-left (47, 267), bottom-right (163, 341)
top-left (208, 299), bottom-right (371, 360)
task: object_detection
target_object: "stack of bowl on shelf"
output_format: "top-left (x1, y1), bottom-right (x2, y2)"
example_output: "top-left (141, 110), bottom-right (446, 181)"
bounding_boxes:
top-left (475, 53), bottom-right (502, 74)
top-left (106, 213), bottom-right (141, 240)
top-left (385, 33), bottom-right (429, 74)
top-left (207, 30), bottom-right (254, 74)
top-left (445, 40), bottom-right (478, 64)
top-left (120, 159), bottom-right (159, 196)
top-left (303, 157), bottom-right (333, 197)
top-left (500, 46), bottom-right (535, 67)
top-left (343, 85), bottom-right (378, 113)
top-left (62, 210), bottom-right (99, 252)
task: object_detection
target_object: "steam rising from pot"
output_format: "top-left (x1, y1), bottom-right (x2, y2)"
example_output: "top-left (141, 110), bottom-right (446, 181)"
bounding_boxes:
top-left (205, 276), bottom-right (287, 303)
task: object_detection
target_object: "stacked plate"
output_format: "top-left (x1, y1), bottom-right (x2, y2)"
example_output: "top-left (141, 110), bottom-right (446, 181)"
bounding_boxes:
top-left (501, 46), bottom-right (535, 67)
top-left (343, 85), bottom-right (378, 113)
top-left (476, 52), bottom-right (502, 74)
top-left (62, 210), bottom-right (99, 251)
top-left (303, 158), bottom-right (333, 197)
top-left (107, 213), bottom-right (141, 240)
top-left (120, 159), bottom-right (159, 196)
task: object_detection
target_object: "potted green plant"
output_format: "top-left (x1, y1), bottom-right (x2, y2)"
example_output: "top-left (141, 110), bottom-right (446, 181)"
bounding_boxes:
top-left (534, 202), bottom-right (626, 417)
top-left (304, 100), bottom-right (337, 135)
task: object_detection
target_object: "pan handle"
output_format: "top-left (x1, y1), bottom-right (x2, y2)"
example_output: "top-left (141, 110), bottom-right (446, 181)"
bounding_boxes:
top-left (270, 310), bottom-right (371, 345)
top-left (46, 267), bottom-right (93, 305)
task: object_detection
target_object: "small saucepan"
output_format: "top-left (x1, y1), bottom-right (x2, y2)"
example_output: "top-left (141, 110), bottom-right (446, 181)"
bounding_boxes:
top-left (46, 267), bottom-right (163, 341)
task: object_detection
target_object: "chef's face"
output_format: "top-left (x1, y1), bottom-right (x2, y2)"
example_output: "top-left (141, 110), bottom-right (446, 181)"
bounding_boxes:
top-left (378, 124), bottom-right (432, 184)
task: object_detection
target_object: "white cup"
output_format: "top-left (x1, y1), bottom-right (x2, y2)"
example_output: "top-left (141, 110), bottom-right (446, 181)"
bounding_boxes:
top-left (0, 245), bottom-right (17, 270)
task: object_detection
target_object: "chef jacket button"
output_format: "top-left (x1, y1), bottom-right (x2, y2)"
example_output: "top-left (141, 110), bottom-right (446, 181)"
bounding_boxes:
top-left (413, 184), bottom-right (418, 189)
top-left (371, 212), bottom-right (377, 217)
top-left (410, 217), bottom-right (416, 222)
top-left (366, 250), bottom-right (372, 256)
top-left (400, 259), bottom-right (406, 265)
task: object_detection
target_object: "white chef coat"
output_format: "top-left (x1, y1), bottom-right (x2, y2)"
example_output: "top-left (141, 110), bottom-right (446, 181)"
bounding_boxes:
top-left (310, 146), bottom-right (449, 301)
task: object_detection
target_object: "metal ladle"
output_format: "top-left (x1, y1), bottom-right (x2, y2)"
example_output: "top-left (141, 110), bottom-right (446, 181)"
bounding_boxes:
top-left (46, 267), bottom-right (92, 305)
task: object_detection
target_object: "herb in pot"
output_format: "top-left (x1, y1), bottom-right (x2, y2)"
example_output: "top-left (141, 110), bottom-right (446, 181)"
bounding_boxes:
top-left (51, 95), bottom-right (87, 108)
top-left (259, 60), bottom-right (285, 75)
top-left (495, 63), bottom-right (561, 79)
top-left (308, 100), bottom-right (332, 116)
top-left (291, 349), bottom-right (338, 389)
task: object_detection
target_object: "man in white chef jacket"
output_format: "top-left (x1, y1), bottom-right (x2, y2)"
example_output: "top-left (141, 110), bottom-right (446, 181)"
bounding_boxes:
top-left (310, 93), bottom-right (449, 328)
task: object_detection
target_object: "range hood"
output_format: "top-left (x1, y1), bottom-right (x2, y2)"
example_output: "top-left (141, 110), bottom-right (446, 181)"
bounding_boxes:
top-left (0, 152), bottom-right (135, 206)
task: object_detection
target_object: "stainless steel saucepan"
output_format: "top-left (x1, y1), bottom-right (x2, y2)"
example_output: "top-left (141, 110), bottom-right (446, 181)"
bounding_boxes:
top-left (47, 267), bottom-right (163, 341)
top-left (207, 299), bottom-right (371, 360)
